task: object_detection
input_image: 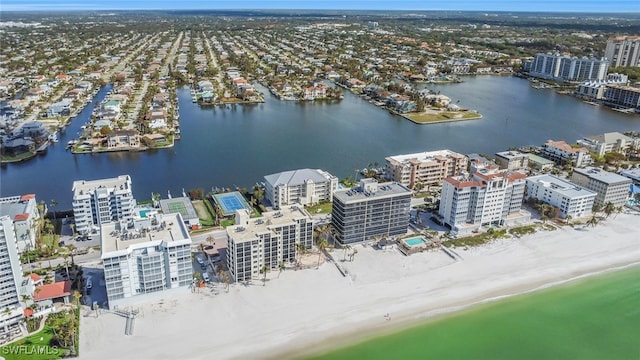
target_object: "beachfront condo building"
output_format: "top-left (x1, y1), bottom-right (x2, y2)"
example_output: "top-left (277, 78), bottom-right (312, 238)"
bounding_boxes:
top-left (101, 213), bottom-right (193, 307)
top-left (439, 168), bottom-right (530, 237)
top-left (0, 194), bottom-right (40, 253)
top-left (332, 179), bottom-right (412, 245)
top-left (530, 53), bottom-right (608, 82)
top-left (0, 216), bottom-right (25, 340)
top-left (577, 132), bottom-right (639, 157)
top-left (605, 36), bottom-right (640, 68)
top-left (72, 175), bottom-right (136, 235)
top-left (540, 140), bottom-right (592, 167)
top-left (226, 205), bottom-right (314, 282)
top-left (525, 174), bottom-right (596, 219)
top-left (385, 149), bottom-right (468, 190)
top-left (570, 167), bottom-right (632, 208)
top-left (264, 168), bottom-right (338, 209)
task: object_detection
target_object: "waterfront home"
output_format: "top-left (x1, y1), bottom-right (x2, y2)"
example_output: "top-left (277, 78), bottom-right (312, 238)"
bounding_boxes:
top-left (107, 130), bottom-right (140, 149)
top-left (577, 132), bottom-right (639, 157)
top-left (1, 138), bottom-right (35, 156)
top-left (47, 100), bottom-right (72, 118)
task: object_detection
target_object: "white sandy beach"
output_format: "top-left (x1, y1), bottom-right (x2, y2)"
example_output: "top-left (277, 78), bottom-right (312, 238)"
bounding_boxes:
top-left (79, 210), bottom-right (640, 360)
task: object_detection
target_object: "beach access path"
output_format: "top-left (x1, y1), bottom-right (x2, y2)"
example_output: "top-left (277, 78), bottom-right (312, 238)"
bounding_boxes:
top-left (79, 209), bottom-right (640, 360)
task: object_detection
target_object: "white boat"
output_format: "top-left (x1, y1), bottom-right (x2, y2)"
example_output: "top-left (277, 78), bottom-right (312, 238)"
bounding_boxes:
top-left (48, 132), bottom-right (58, 143)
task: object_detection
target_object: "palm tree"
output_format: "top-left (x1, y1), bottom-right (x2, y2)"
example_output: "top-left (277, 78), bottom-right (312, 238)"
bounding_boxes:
top-left (278, 262), bottom-right (285, 278)
top-left (72, 290), bottom-right (82, 307)
top-left (342, 244), bottom-right (352, 261)
top-left (349, 248), bottom-right (358, 262)
top-left (603, 202), bottom-right (615, 219)
top-left (614, 206), bottom-right (623, 219)
top-left (66, 244), bottom-right (77, 265)
top-left (565, 215), bottom-right (572, 225)
top-left (260, 265), bottom-right (269, 286)
top-left (316, 238), bottom-right (328, 268)
top-left (586, 215), bottom-right (599, 228)
top-left (50, 199), bottom-right (58, 222)
top-left (218, 269), bottom-right (230, 292)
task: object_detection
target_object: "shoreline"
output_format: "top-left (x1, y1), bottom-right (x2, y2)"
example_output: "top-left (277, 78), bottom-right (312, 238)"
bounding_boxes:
top-left (282, 260), bottom-right (640, 360)
top-left (79, 206), bottom-right (640, 360)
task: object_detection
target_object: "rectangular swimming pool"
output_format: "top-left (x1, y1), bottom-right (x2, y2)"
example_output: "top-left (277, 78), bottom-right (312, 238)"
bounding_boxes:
top-left (405, 237), bottom-right (426, 247)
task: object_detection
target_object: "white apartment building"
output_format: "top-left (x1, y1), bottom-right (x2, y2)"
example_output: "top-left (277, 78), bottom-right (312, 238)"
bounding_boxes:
top-left (439, 169), bottom-right (530, 236)
top-left (101, 213), bottom-right (192, 307)
top-left (72, 175), bottom-right (136, 235)
top-left (385, 149), bottom-right (468, 189)
top-left (530, 53), bottom-right (608, 82)
top-left (605, 36), bottom-right (640, 68)
top-left (570, 167), bottom-right (632, 207)
top-left (264, 168), bottom-right (338, 209)
top-left (526, 174), bottom-right (596, 219)
top-left (0, 194), bottom-right (40, 252)
top-left (577, 132), bottom-right (639, 157)
top-left (540, 140), bottom-right (592, 167)
top-left (226, 205), bottom-right (314, 282)
top-left (0, 216), bottom-right (24, 339)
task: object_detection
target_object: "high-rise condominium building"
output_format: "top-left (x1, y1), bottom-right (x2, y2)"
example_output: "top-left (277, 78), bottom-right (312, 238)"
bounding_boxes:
top-left (72, 175), bottom-right (136, 234)
top-left (570, 167), bottom-right (631, 208)
top-left (332, 179), bottom-right (412, 245)
top-left (226, 205), bottom-right (314, 282)
top-left (264, 168), bottom-right (338, 209)
top-left (385, 149), bottom-right (468, 189)
top-left (604, 36), bottom-right (640, 67)
top-left (0, 216), bottom-right (24, 338)
top-left (439, 168), bottom-right (530, 236)
top-left (101, 213), bottom-right (192, 307)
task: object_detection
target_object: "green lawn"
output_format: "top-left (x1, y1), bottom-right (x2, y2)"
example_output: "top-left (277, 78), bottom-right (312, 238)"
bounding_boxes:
top-left (405, 111), bottom-right (482, 124)
top-left (307, 266), bottom-right (640, 360)
top-left (0, 326), bottom-right (64, 360)
top-left (305, 202), bottom-right (333, 214)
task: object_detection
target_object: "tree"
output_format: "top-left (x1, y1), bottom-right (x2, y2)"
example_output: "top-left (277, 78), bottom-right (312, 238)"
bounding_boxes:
top-left (342, 244), bottom-right (352, 261)
top-left (586, 215), bottom-right (599, 228)
top-left (50, 199), bottom-right (58, 222)
top-left (349, 248), bottom-right (358, 262)
top-left (278, 262), bottom-right (285, 278)
top-left (66, 244), bottom-right (77, 265)
top-left (603, 202), bottom-right (615, 219)
top-left (316, 238), bottom-right (328, 268)
top-left (260, 265), bottom-right (269, 286)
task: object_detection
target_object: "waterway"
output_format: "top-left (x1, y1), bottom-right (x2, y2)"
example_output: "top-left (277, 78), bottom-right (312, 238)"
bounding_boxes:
top-left (1, 76), bottom-right (639, 208)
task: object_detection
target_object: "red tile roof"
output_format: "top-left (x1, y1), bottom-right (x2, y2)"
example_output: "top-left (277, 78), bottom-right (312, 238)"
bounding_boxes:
top-left (14, 213), bottom-right (30, 221)
top-left (28, 273), bottom-right (41, 282)
top-left (24, 308), bottom-right (34, 317)
top-left (20, 194), bottom-right (36, 201)
top-left (34, 281), bottom-right (72, 302)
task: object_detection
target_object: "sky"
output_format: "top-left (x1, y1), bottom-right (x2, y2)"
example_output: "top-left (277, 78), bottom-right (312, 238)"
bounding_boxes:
top-left (0, 0), bottom-right (639, 12)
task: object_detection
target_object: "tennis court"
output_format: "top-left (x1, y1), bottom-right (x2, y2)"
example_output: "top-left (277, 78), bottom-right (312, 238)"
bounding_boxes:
top-left (213, 191), bottom-right (252, 216)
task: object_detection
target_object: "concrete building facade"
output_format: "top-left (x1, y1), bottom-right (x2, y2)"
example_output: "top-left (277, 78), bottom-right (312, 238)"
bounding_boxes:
top-left (525, 174), bottom-right (596, 219)
top-left (530, 53), bottom-right (608, 82)
top-left (385, 149), bottom-right (468, 189)
top-left (577, 132), bottom-right (639, 157)
top-left (101, 213), bottom-right (192, 307)
top-left (0, 194), bottom-right (40, 253)
top-left (0, 216), bottom-right (24, 339)
top-left (72, 175), bottom-right (136, 235)
top-left (540, 140), bottom-right (592, 167)
top-left (604, 36), bottom-right (640, 68)
top-left (570, 167), bottom-right (632, 207)
top-left (332, 179), bottom-right (412, 245)
top-left (495, 151), bottom-right (530, 171)
top-left (439, 169), bottom-right (530, 236)
top-left (226, 205), bottom-right (314, 282)
top-left (264, 168), bottom-right (338, 209)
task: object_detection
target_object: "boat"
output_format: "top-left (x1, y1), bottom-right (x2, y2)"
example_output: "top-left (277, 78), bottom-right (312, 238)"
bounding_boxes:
top-left (612, 107), bottom-right (635, 114)
top-left (48, 132), bottom-right (58, 143)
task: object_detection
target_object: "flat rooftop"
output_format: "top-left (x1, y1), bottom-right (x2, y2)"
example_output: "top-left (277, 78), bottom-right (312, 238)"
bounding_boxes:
top-left (573, 167), bottom-right (633, 185)
top-left (227, 205), bottom-right (312, 243)
top-left (73, 175), bottom-right (131, 196)
top-left (101, 213), bottom-right (190, 256)
top-left (333, 182), bottom-right (412, 204)
top-left (527, 174), bottom-right (597, 198)
top-left (386, 149), bottom-right (465, 164)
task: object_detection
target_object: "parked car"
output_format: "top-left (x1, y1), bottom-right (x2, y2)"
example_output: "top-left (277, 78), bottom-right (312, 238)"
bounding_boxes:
top-left (202, 272), bottom-right (210, 282)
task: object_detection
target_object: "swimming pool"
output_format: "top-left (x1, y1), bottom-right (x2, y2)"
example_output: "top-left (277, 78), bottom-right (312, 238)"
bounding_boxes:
top-left (404, 237), bottom-right (426, 247)
top-left (139, 209), bottom-right (151, 218)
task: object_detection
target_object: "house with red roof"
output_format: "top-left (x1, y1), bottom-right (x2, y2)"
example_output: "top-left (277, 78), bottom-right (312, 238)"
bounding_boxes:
top-left (34, 281), bottom-right (72, 304)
